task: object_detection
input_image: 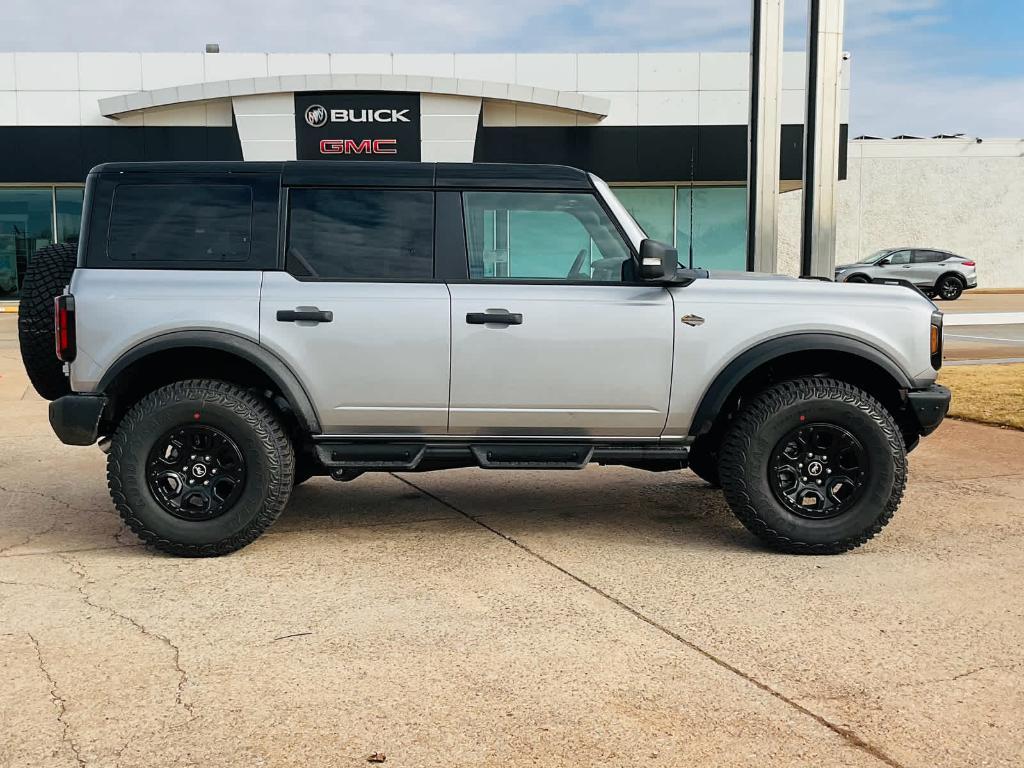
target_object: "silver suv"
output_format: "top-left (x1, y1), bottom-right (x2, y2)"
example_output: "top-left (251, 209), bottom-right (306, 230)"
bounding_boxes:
top-left (19, 161), bottom-right (950, 557)
top-left (835, 248), bottom-right (978, 300)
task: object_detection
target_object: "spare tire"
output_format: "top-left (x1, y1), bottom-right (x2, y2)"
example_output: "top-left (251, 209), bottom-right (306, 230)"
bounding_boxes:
top-left (17, 243), bottom-right (77, 400)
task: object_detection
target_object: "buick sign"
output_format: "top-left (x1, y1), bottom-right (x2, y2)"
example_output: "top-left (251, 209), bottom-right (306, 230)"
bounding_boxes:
top-left (295, 92), bottom-right (421, 162)
top-left (304, 104), bottom-right (328, 128)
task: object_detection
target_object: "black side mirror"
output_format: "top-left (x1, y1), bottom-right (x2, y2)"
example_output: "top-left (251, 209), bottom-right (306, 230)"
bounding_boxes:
top-left (877, 258), bottom-right (890, 266)
top-left (637, 239), bottom-right (678, 282)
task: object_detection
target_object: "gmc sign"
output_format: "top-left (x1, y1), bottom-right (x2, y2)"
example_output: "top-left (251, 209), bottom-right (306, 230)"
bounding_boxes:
top-left (295, 92), bottom-right (420, 161)
top-left (319, 139), bottom-right (398, 155)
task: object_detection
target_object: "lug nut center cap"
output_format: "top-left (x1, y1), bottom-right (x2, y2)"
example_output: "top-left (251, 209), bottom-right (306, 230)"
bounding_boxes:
top-left (807, 461), bottom-right (824, 477)
top-left (192, 463), bottom-right (208, 478)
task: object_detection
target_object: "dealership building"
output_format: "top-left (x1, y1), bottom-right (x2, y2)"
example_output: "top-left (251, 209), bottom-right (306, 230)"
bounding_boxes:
top-left (1, 50), bottom-right (1021, 301)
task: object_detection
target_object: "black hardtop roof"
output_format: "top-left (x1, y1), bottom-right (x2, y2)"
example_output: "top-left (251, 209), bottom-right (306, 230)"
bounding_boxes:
top-left (89, 161), bottom-right (594, 189)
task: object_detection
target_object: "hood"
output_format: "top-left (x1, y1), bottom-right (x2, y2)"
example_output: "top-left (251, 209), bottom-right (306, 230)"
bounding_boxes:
top-left (704, 269), bottom-right (796, 281)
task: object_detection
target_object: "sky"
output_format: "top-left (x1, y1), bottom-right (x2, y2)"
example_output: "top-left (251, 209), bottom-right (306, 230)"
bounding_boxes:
top-left (3, 0), bottom-right (1022, 138)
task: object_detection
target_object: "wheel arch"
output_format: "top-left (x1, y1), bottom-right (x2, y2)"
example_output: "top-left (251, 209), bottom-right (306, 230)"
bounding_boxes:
top-left (843, 273), bottom-right (871, 283)
top-left (96, 331), bottom-right (321, 435)
top-left (688, 333), bottom-right (916, 439)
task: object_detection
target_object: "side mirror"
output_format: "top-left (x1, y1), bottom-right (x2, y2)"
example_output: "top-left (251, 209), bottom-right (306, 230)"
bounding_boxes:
top-left (637, 239), bottom-right (678, 282)
top-left (877, 258), bottom-right (890, 266)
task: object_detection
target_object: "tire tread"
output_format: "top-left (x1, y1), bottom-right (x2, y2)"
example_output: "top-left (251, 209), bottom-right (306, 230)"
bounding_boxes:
top-left (107, 379), bottom-right (293, 557)
top-left (719, 377), bottom-right (907, 554)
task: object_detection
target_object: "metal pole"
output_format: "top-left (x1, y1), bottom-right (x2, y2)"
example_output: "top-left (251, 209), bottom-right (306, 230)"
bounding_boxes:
top-left (746, 0), bottom-right (785, 273)
top-left (800, 0), bottom-right (845, 277)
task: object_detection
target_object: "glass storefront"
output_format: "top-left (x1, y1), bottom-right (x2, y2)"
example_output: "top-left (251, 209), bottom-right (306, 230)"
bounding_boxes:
top-left (0, 186), bottom-right (83, 301)
top-left (615, 185), bottom-right (748, 271)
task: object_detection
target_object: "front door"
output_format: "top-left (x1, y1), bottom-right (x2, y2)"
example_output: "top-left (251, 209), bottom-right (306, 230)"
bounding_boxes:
top-left (260, 187), bottom-right (450, 435)
top-left (448, 189), bottom-right (674, 437)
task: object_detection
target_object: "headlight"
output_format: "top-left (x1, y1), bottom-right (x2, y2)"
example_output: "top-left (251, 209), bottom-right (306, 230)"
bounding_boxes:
top-left (835, 269), bottom-right (847, 275)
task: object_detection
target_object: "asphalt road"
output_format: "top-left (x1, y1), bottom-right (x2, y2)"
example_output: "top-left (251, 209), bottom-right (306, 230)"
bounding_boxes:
top-left (1, 316), bottom-right (1023, 767)
top-left (944, 323), bottom-right (1024, 362)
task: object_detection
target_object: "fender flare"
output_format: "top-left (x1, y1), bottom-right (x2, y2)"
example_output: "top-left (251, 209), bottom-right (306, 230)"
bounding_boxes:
top-left (688, 333), bottom-right (915, 436)
top-left (96, 330), bottom-right (321, 434)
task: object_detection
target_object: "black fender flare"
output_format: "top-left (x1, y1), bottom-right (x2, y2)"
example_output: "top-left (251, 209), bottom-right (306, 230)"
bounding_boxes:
top-left (688, 333), bottom-right (915, 436)
top-left (96, 330), bottom-right (321, 434)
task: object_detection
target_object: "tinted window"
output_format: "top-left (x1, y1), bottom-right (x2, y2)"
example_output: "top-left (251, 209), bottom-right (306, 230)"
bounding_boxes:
top-left (463, 191), bottom-right (631, 281)
top-left (287, 188), bottom-right (433, 280)
top-left (913, 250), bottom-right (947, 263)
top-left (107, 185), bottom-right (252, 262)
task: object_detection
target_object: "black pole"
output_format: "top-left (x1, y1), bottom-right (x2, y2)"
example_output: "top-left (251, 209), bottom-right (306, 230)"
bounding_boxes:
top-left (801, 0), bottom-right (821, 277)
top-left (746, 0), bottom-right (763, 272)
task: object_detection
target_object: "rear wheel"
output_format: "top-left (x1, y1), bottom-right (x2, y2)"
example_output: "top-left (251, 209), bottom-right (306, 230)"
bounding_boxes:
top-left (17, 243), bottom-right (77, 400)
top-left (108, 379), bottom-right (294, 556)
top-left (718, 377), bottom-right (906, 554)
top-left (936, 275), bottom-right (964, 301)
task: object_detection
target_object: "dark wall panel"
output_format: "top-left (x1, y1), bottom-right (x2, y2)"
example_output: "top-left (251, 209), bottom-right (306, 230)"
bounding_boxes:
top-left (475, 123), bottom-right (849, 183)
top-left (0, 125), bottom-right (243, 183)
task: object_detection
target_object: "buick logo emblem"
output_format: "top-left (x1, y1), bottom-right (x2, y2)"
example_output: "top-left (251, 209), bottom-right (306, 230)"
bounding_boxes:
top-left (304, 104), bottom-right (328, 128)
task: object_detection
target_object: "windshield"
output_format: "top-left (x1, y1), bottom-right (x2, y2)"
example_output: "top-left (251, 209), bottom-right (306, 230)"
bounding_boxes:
top-left (588, 174), bottom-right (646, 249)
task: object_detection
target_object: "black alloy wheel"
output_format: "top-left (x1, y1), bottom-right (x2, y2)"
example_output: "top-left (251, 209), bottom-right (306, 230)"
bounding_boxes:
top-left (937, 275), bottom-right (964, 301)
top-left (769, 423), bottom-right (867, 519)
top-left (147, 424), bottom-right (247, 520)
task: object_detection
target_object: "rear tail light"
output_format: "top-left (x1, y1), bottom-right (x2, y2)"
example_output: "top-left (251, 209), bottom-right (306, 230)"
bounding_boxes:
top-left (54, 294), bottom-right (76, 362)
top-left (961, 261), bottom-right (976, 267)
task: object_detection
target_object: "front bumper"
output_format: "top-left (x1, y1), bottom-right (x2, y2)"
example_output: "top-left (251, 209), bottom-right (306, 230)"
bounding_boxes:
top-left (49, 394), bottom-right (108, 445)
top-left (906, 384), bottom-right (951, 436)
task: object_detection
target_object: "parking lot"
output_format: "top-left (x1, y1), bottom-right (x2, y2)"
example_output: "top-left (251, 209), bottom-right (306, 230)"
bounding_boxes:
top-left (1, 314), bottom-right (1023, 767)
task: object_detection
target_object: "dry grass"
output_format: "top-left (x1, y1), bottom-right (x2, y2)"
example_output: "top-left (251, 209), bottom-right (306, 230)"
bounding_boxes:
top-left (939, 363), bottom-right (1024, 430)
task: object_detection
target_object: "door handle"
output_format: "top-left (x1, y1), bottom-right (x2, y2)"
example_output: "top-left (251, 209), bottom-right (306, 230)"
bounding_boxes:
top-left (466, 311), bottom-right (523, 326)
top-left (276, 308), bottom-right (333, 323)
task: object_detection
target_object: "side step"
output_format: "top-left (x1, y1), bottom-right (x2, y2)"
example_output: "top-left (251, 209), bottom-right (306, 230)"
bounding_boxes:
top-left (471, 444), bottom-right (592, 469)
top-left (313, 441), bottom-right (692, 474)
top-left (315, 443), bottom-right (426, 471)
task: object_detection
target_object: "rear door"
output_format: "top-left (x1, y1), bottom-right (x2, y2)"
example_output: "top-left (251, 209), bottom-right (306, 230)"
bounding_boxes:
top-left (260, 186), bottom-right (450, 435)
top-left (445, 189), bottom-right (674, 437)
top-left (911, 250), bottom-right (945, 287)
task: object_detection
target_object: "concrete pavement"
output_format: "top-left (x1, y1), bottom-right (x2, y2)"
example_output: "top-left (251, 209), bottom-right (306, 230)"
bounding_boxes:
top-left (2, 319), bottom-right (1024, 766)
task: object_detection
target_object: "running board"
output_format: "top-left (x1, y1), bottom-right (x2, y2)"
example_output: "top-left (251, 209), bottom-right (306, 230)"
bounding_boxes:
top-left (471, 444), bottom-right (592, 469)
top-left (314, 440), bottom-right (690, 474)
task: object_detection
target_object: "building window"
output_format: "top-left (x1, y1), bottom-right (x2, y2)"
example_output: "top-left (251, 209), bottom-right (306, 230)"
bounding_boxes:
top-left (613, 184), bottom-right (748, 272)
top-left (0, 186), bottom-right (83, 301)
top-left (678, 187), bottom-right (748, 272)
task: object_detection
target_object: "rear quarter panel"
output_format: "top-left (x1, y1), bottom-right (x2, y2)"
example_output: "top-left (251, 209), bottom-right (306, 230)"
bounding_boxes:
top-left (665, 278), bottom-right (938, 435)
top-left (68, 269), bottom-right (263, 392)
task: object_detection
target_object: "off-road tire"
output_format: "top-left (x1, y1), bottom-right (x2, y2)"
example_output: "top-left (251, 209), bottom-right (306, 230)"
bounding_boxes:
top-left (719, 377), bottom-right (906, 554)
top-left (108, 379), bottom-right (294, 556)
top-left (687, 435), bottom-right (721, 487)
top-left (935, 274), bottom-right (964, 301)
top-left (17, 243), bottom-right (77, 400)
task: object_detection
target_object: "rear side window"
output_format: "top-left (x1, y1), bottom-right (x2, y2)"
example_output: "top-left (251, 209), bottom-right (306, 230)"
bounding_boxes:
top-left (107, 185), bottom-right (253, 262)
top-left (913, 250), bottom-right (948, 263)
top-left (287, 188), bottom-right (434, 280)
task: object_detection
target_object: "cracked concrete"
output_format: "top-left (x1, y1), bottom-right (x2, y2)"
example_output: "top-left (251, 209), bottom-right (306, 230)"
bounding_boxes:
top-left (2, 320), bottom-right (1024, 767)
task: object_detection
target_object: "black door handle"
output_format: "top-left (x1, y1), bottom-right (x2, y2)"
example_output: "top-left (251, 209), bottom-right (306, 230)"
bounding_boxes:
top-left (466, 311), bottom-right (523, 326)
top-left (277, 308), bottom-right (333, 323)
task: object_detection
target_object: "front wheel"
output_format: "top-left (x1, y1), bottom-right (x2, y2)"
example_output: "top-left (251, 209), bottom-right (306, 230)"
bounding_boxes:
top-left (108, 379), bottom-right (294, 556)
top-left (718, 377), bottom-right (906, 554)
